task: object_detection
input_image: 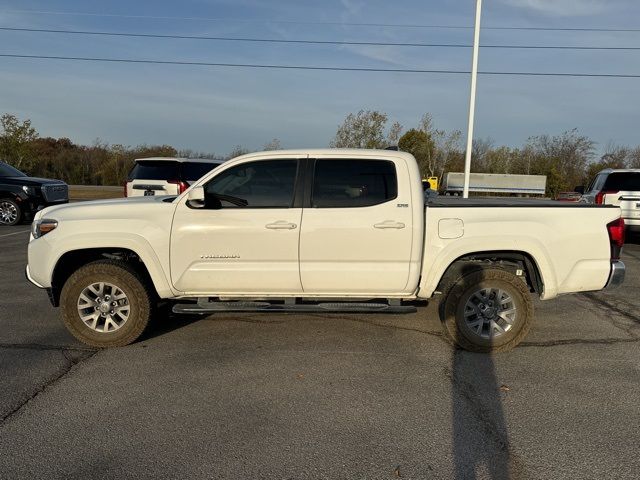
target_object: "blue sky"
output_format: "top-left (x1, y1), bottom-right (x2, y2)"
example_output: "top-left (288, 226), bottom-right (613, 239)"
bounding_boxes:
top-left (0, 0), bottom-right (639, 156)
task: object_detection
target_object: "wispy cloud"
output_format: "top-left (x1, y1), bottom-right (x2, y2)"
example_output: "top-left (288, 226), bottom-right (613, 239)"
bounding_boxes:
top-left (499, 0), bottom-right (607, 16)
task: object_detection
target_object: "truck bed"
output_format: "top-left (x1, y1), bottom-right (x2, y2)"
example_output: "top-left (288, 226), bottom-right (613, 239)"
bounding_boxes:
top-left (427, 196), bottom-right (618, 208)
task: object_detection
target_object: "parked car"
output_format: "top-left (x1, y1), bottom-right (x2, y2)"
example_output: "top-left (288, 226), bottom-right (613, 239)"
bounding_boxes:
top-left (579, 169), bottom-right (640, 233)
top-left (27, 149), bottom-right (625, 352)
top-left (555, 191), bottom-right (582, 202)
top-left (0, 160), bottom-right (68, 226)
top-left (124, 157), bottom-right (225, 197)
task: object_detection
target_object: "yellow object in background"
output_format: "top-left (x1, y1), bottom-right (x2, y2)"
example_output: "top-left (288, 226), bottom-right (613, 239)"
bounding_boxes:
top-left (426, 177), bottom-right (438, 190)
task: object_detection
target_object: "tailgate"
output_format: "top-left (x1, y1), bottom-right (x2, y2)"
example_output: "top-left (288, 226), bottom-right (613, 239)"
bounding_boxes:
top-left (127, 180), bottom-right (178, 197)
top-left (617, 192), bottom-right (640, 221)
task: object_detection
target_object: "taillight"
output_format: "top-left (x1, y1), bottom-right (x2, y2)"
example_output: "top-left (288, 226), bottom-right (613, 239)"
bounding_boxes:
top-left (607, 217), bottom-right (625, 260)
top-left (168, 180), bottom-right (190, 194)
top-left (123, 181), bottom-right (129, 197)
top-left (595, 190), bottom-right (619, 204)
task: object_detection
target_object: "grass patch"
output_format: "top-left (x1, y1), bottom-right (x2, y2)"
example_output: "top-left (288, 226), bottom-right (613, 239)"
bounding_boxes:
top-left (69, 185), bottom-right (123, 201)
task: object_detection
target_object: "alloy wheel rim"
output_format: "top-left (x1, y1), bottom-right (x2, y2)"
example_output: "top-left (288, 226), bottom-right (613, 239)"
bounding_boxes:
top-left (77, 282), bottom-right (131, 333)
top-left (0, 201), bottom-right (18, 224)
top-left (463, 287), bottom-right (517, 339)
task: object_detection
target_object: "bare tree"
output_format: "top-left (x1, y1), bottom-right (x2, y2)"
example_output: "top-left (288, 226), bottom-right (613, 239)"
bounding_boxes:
top-left (387, 121), bottom-right (403, 145)
top-left (263, 138), bottom-right (282, 151)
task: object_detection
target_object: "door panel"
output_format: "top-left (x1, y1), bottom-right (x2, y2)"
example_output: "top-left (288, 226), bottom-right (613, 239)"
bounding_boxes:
top-left (299, 158), bottom-right (413, 294)
top-left (170, 158), bottom-right (303, 294)
top-left (171, 207), bottom-right (302, 294)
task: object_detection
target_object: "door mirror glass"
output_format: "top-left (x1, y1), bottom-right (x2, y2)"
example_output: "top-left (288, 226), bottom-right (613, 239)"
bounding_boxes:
top-left (186, 186), bottom-right (205, 208)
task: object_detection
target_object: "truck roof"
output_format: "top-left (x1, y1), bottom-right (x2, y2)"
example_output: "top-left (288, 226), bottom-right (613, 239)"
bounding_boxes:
top-left (134, 157), bottom-right (224, 164)
top-left (229, 148), bottom-right (417, 162)
top-left (598, 168), bottom-right (640, 174)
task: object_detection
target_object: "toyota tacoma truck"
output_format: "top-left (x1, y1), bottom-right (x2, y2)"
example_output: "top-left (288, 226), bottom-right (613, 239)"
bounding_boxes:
top-left (25, 149), bottom-right (626, 352)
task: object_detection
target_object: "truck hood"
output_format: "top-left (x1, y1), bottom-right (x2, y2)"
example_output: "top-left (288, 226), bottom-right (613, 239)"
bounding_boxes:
top-left (36, 195), bottom-right (177, 222)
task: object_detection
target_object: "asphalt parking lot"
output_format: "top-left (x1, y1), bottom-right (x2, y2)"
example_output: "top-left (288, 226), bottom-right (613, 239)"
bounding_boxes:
top-left (1, 225), bottom-right (639, 479)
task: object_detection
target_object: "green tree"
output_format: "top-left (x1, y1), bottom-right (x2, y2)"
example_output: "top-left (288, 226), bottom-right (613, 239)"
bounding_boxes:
top-left (330, 110), bottom-right (390, 149)
top-left (0, 113), bottom-right (39, 171)
top-left (398, 129), bottom-right (435, 178)
top-left (522, 129), bottom-right (595, 197)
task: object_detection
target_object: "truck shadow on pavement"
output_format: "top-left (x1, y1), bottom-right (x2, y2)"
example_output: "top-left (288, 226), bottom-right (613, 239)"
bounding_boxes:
top-left (139, 303), bottom-right (204, 342)
top-left (445, 264), bottom-right (515, 480)
top-left (451, 349), bottom-right (513, 480)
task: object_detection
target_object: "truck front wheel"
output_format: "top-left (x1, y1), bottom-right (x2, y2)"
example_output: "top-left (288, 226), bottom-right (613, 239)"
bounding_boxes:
top-left (440, 268), bottom-right (533, 353)
top-left (60, 260), bottom-right (152, 348)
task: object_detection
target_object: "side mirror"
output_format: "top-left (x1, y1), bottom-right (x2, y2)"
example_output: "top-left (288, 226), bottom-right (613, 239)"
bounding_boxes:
top-left (186, 186), bottom-right (205, 208)
top-left (574, 185), bottom-right (585, 194)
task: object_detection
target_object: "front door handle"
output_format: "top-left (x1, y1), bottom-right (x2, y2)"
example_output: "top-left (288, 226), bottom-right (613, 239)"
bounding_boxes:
top-left (374, 220), bottom-right (405, 229)
top-left (266, 221), bottom-right (297, 230)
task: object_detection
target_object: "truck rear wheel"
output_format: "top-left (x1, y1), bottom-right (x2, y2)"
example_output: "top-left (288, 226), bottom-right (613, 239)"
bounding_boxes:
top-left (60, 260), bottom-right (152, 348)
top-left (440, 268), bottom-right (533, 353)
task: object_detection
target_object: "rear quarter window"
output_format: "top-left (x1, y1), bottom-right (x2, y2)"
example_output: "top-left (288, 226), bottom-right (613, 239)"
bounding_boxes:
top-left (603, 172), bottom-right (640, 191)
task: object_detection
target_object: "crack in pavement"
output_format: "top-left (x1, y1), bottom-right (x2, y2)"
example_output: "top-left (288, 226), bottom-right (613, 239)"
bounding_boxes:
top-left (0, 342), bottom-right (97, 352)
top-left (581, 293), bottom-right (640, 325)
top-left (0, 348), bottom-right (97, 426)
top-left (520, 337), bottom-right (639, 348)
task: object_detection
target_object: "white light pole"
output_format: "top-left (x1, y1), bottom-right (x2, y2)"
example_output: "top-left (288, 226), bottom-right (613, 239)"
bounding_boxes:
top-left (463, 0), bottom-right (483, 198)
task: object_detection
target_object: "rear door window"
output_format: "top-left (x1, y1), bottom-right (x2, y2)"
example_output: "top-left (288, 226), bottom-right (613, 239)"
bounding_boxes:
top-left (603, 172), bottom-right (640, 191)
top-left (311, 159), bottom-right (397, 208)
top-left (128, 161), bottom-right (179, 181)
top-left (182, 162), bottom-right (222, 182)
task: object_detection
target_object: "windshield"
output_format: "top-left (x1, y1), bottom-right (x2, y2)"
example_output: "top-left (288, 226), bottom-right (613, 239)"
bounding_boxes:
top-left (0, 162), bottom-right (26, 177)
top-left (128, 161), bottom-right (179, 181)
top-left (603, 172), bottom-right (640, 191)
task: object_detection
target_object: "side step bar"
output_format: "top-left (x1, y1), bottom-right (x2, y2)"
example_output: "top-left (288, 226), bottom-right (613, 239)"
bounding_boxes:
top-left (172, 299), bottom-right (417, 315)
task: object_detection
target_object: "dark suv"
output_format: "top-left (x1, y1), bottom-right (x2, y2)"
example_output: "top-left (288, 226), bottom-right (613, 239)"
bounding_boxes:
top-left (0, 161), bottom-right (69, 226)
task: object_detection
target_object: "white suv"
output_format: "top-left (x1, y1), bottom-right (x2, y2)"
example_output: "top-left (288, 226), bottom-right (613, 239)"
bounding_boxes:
top-left (581, 168), bottom-right (640, 234)
top-left (125, 157), bottom-right (225, 197)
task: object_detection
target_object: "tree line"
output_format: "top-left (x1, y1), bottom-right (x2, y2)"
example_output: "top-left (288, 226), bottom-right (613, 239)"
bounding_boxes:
top-left (0, 114), bottom-right (281, 187)
top-left (331, 110), bottom-right (640, 197)
top-left (2, 111), bottom-right (639, 197)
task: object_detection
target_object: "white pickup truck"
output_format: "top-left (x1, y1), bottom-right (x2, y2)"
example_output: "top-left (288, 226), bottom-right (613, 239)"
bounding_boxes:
top-left (26, 149), bottom-right (626, 352)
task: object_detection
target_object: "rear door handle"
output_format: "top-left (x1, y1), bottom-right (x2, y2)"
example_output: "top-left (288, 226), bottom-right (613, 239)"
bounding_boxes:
top-left (266, 221), bottom-right (297, 230)
top-left (374, 221), bottom-right (405, 229)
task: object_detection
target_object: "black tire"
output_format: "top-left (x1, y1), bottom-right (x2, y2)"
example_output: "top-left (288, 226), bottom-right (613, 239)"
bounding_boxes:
top-left (440, 268), bottom-right (533, 353)
top-left (0, 198), bottom-right (22, 226)
top-left (60, 260), bottom-right (153, 348)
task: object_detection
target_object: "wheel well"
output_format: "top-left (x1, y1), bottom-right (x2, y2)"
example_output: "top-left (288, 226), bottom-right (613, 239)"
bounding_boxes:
top-left (50, 248), bottom-right (155, 307)
top-left (436, 251), bottom-right (544, 296)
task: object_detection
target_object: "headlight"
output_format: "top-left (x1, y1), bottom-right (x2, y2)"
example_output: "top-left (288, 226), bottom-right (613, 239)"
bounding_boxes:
top-left (32, 219), bottom-right (58, 238)
top-left (22, 185), bottom-right (37, 196)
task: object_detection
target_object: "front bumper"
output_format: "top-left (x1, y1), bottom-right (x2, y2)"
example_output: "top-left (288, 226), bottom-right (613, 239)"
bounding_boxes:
top-left (605, 261), bottom-right (625, 289)
top-left (25, 265), bottom-right (45, 288)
